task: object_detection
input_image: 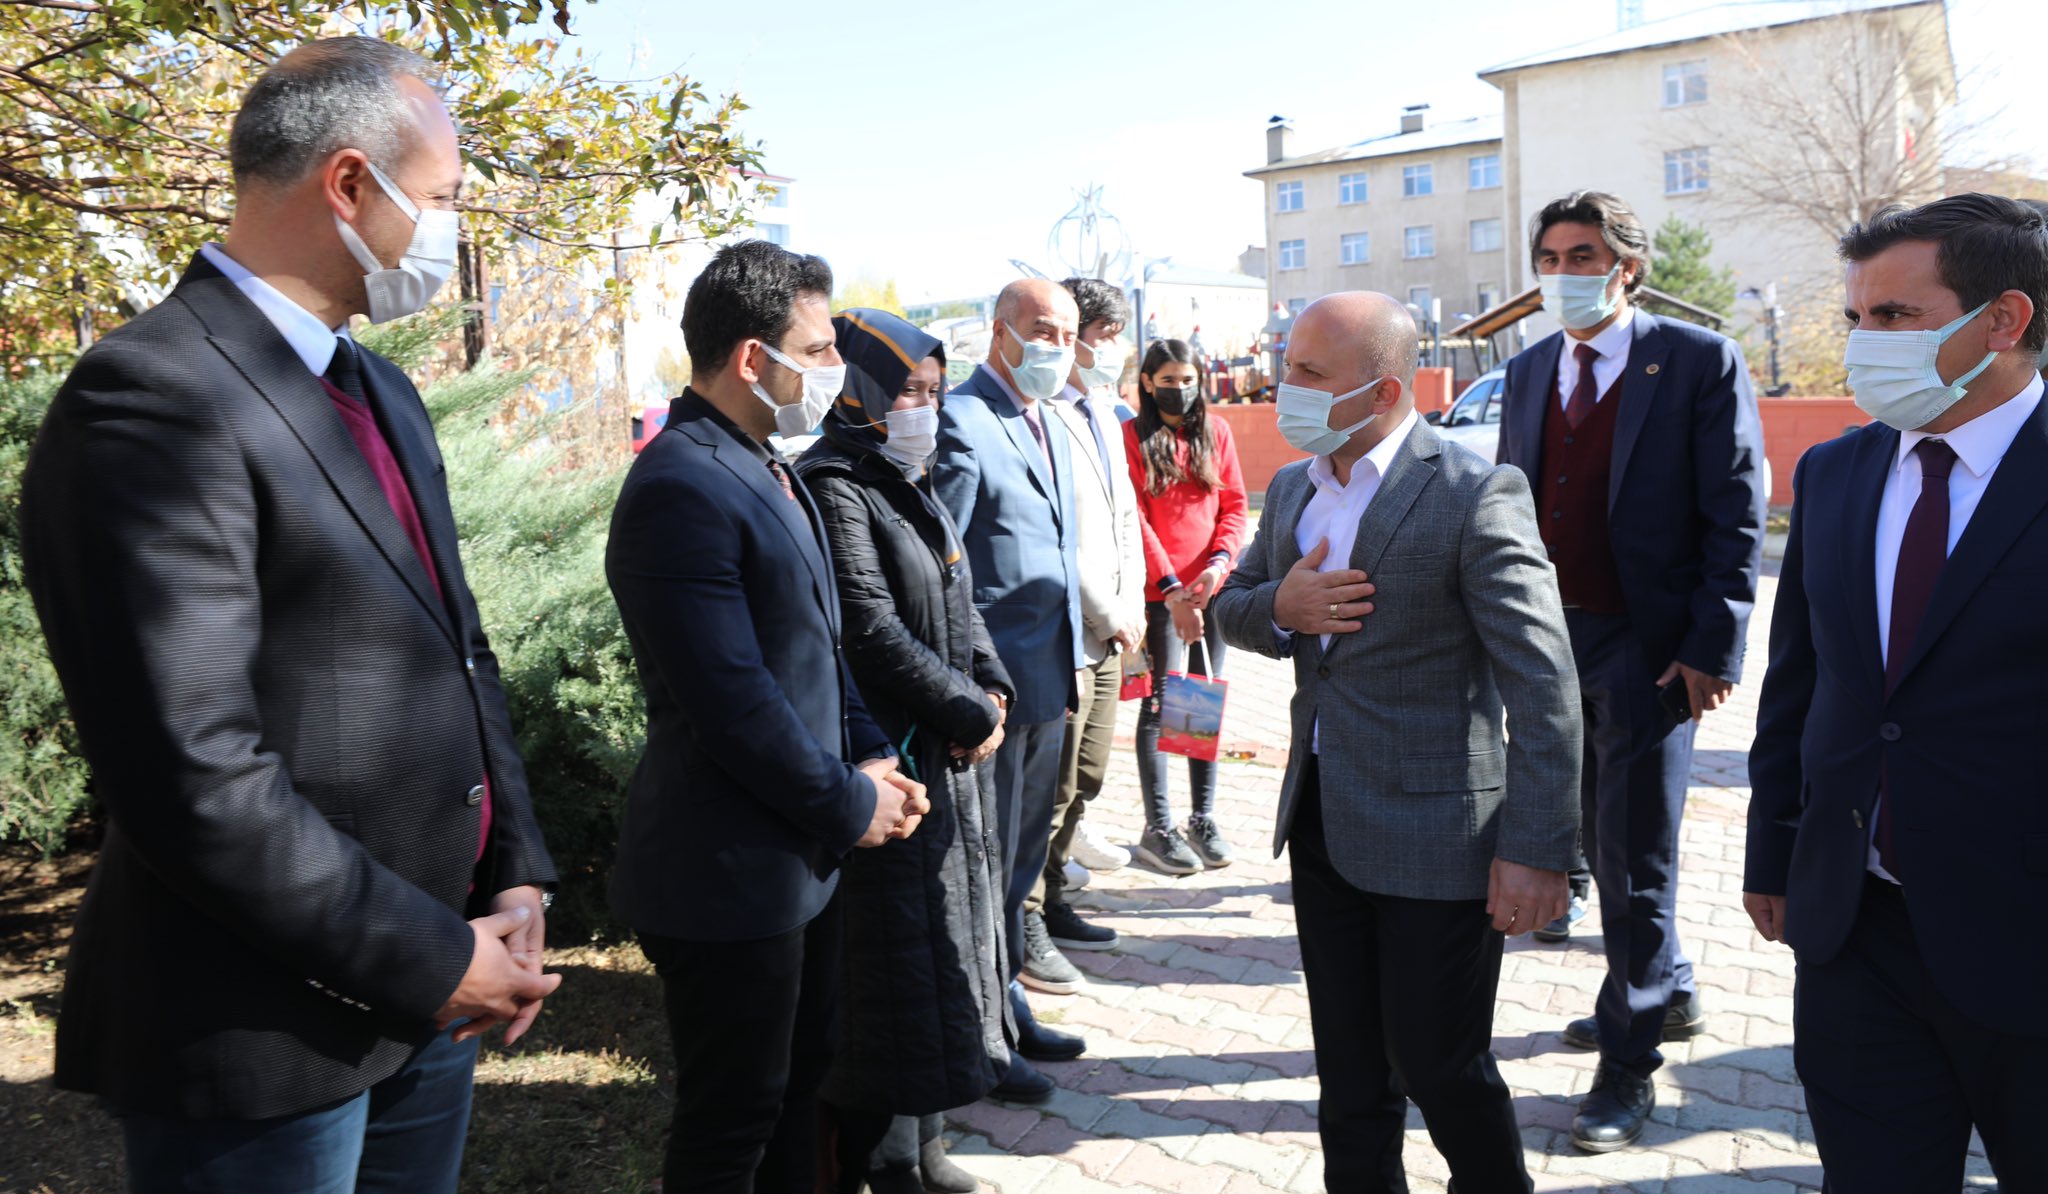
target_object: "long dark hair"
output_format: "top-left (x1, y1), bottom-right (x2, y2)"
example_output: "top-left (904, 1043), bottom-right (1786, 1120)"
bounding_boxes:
top-left (1133, 338), bottom-right (1219, 496)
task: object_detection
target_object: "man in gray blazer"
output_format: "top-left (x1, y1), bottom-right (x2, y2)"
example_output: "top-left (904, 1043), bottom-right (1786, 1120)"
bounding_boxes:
top-left (1213, 292), bottom-right (1581, 1193)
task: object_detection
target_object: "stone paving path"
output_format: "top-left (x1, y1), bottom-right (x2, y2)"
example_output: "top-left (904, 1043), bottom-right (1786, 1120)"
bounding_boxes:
top-left (943, 571), bottom-right (1999, 1193)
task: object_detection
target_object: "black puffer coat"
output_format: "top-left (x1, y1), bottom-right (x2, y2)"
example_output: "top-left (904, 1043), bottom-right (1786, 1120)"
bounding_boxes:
top-left (796, 432), bottom-right (1014, 1115)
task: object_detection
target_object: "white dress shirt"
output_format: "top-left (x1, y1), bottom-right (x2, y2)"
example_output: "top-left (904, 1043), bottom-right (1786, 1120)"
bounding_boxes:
top-left (1283, 410), bottom-right (1420, 752)
top-left (1865, 371), bottom-right (2044, 880)
top-left (199, 242), bottom-right (350, 377)
top-left (1553, 305), bottom-right (1635, 410)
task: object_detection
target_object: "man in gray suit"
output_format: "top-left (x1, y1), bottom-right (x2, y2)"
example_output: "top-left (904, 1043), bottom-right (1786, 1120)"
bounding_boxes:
top-left (1213, 292), bottom-right (1581, 1193)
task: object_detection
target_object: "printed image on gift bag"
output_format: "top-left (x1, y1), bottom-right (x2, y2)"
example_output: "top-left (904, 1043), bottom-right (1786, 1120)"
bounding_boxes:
top-left (1157, 642), bottom-right (1227, 762)
top-left (1119, 644), bottom-right (1153, 702)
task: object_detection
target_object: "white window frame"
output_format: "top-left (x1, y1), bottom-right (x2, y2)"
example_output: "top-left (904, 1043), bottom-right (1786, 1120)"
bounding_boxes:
top-left (1467, 154), bottom-right (1501, 190)
top-left (1665, 147), bottom-right (1711, 195)
top-left (1469, 218), bottom-right (1503, 253)
top-left (1278, 238), bottom-right (1307, 270)
top-left (1663, 60), bottom-right (1708, 108)
top-left (1403, 225), bottom-right (1435, 259)
top-left (1276, 180), bottom-right (1304, 212)
top-left (1340, 232), bottom-right (1370, 265)
top-left (1339, 172), bottom-right (1369, 205)
top-left (1402, 163), bottom-right (1434, 198)
top-left (1407, 286), bottom-right (1433, 311)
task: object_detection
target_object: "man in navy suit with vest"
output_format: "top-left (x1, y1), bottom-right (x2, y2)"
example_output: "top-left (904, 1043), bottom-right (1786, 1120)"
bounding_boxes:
top-left (931, 278), bottom-right (1090, 1102)
top-left (607, 240), bottom-right (930, 1192)
top-left (1745, 193), bottom-right (2048, 1190)
top-left (1496, 191), bottom-right (1766, 1151)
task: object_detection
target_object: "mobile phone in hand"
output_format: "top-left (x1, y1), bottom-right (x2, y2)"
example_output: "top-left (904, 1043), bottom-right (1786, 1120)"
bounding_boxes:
top-left (1657, 678), bottom-right (1693, 725)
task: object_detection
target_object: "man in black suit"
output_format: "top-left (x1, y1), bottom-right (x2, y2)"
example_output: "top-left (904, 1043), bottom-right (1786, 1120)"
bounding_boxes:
top-left (1496, 191), bottom-right (1766, 1151)
top-left (606, 240), bottom-right (930, 1194)
top-left (1745, 192), bottom-right (2048, 1190)
top-left (20, 38), bottom-right (559, 1193)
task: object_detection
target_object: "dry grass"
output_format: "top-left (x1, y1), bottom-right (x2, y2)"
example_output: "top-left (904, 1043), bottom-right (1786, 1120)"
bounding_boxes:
top-left (0, 837), bottom-right (679, 1194)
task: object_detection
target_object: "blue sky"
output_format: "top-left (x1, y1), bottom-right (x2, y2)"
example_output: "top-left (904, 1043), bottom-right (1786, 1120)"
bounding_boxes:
top-left (553, 0), bottom-right (2046, 303)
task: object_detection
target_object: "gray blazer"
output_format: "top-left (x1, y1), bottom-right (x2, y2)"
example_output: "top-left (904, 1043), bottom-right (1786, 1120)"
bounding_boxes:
top-left (1211, 420), bottom-right (1582, 900)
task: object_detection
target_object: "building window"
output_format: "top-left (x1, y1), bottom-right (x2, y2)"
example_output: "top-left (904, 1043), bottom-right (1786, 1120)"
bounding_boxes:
top-left (1408, 286), bottom-right (1433, 313)
top-left (1340, 232), bottom-right (1370, 265)
top-left (1279, 238), bottom-right (1306, 270)
top-left (766, 187), bottom-right (790, 208)
top-left (1286, 297), bottom-right (1308, 316)
top-left (760, 223), bottom-right (791, 245)
top-left (1469, 218), bottom-right (1503, 253)
top-left (1403, 225), bottom-right (1435, 259)
top-left (1468, 154), bottom-right (1501, 190)
top-left (1663, 60), bottom-right (1708, 107)
top-left (1665, 148), bottom-right (1711, 194)
top-left (1339, 172), bottom-right (1369, 204)
top-left (1402, 164), bottom-right (1434, 197)
top-left (1276, 180), bottom-right (1304, 212)
top-left (1477, 284), bottom-right (1500, 312)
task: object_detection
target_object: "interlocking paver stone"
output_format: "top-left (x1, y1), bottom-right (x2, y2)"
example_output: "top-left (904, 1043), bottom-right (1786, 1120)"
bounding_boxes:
top-left (940, 569), bottom-right (1964, 1192)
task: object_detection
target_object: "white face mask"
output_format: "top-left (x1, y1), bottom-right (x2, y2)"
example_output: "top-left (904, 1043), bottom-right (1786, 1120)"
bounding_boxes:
top-left (1844, 301), bottom-right (1996, 431)
top-left (1076, 336), bottom-right (1126, 390)
top-left (333, 160), bottom-right (459, 324)
top-left (1001, 323), bottom-right (1075, 401)
top-left (879, 405), bottom-right (940, 471)
top-left (1275, 376), bottom-right (1389, 456)
top-left (1539, 263), bottom-right (1625, 332)
top-left (751, 341), bottom-right (847, 438)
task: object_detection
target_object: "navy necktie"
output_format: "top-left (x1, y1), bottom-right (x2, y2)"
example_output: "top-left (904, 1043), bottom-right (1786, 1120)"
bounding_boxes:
top-left (1876, 438), bottom-right (1957, 877)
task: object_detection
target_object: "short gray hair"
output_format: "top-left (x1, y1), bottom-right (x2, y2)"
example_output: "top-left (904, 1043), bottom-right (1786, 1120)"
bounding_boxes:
top-left (229, 37), bottom-right (439, 188)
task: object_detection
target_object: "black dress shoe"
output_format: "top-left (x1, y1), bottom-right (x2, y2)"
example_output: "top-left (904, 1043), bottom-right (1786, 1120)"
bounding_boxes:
top-left (1571, 1062), bottom-right (1656, 1152)
top-left (988, 1051), bottom-right (1053, 1104)
top-left (1562, 992), bottom-right (1706, 1049)
top-left (1009, 980), bottom-right (1086, 1061)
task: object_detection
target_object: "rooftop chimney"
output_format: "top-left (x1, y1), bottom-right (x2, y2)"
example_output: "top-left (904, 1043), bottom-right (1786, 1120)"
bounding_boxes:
top-left (1266, 115), bottom-right (1293, 164)
top-left (1400, 103), bottom-right (1430, 135)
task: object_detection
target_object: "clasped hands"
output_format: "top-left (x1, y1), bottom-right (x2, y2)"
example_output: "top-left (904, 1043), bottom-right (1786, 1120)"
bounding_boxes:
top-left (856, 756), bottom-right (931, 847)
top-left (436, 884), bottom-right (560, 1046)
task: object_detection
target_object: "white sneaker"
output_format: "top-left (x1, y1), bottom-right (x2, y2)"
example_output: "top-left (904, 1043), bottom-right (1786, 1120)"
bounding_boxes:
top-left (1062, 859), bottom-right (1091, 891)
top-left (1070, 821), bottom-right (1131, 872)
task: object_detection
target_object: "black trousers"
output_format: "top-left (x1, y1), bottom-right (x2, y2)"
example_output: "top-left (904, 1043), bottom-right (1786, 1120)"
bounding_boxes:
top-left (1566, 608), bottom-right (1697, 1075)
top-left (1289, 765), bottom-right (1531, 1194)
top-left (1796, 877), bottom-right (2048, 1193)
top-left (639, 896), bottom-right (843, 1194)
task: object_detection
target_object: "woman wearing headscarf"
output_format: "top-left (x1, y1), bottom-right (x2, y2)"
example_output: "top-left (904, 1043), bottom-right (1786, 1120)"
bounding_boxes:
top-left (796, 308), bottom-right (1012, 1194)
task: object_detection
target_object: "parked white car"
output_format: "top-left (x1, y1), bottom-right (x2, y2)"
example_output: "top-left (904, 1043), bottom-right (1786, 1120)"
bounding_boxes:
top-left (1428, 367), bottom-right (1771, 501)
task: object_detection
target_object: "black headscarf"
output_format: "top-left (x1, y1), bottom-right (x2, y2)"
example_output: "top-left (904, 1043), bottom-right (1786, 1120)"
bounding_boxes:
top-left (822, 307), bottom-right (947, 460)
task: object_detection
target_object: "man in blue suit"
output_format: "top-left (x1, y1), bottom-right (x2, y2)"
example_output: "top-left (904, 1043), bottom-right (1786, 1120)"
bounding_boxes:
top-left (1746, 193), bottom-right (2048, 1191)
top-left (1496, 191), bottom-right (1765, 1151)
top-left (931, 278), bottom-right (1089, 1103)
top-left (606, 240), bottom-right (930, 1193)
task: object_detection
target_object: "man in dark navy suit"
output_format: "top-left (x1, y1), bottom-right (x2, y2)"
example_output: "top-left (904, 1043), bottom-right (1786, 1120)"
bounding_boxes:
top-left (1496, 191), bottom-right (1766, 1151)
top-left (606, 240), bottom-right (930, 1193)
top-left (1746, 193), bottom-right (2048, 1191)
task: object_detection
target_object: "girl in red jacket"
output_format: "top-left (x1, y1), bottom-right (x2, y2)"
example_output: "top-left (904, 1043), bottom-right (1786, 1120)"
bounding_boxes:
top-left (1122, 339), bottom-right (1249, 874)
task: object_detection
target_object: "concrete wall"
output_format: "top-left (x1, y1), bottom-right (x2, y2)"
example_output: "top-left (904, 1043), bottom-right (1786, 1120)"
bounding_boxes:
top-left (1214, 395), bottom-right (1869, 507)
top-left (1259, 138), bottom-right (1510, 324)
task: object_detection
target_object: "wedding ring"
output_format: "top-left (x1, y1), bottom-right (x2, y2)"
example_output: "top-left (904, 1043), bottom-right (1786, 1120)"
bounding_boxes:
top-left (1328, 603), bottom-right (1339, 619)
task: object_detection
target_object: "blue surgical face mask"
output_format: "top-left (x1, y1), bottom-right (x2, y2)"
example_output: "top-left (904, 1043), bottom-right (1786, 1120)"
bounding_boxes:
top-left (1539, 263), bottom-right (1624, 331)
top-left (1076, 336), bottom-right (1126, 390)
top-left (1001, 324), bottom-right (1075, 401)
top-left (1275, 376), bottom-right (1389, 456)
top-left (1844, 301), bottom-right (1995, 431)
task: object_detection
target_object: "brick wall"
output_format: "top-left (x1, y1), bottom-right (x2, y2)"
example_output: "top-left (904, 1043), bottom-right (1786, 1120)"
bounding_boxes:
top-left (1212, 396), bottom-right (1869, 506)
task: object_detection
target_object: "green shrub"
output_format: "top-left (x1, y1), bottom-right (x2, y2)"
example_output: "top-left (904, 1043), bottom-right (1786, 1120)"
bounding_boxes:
top-left (0, 372), bottom-right (90, 853)
top-left (3, 317), bottom-right (646, 938)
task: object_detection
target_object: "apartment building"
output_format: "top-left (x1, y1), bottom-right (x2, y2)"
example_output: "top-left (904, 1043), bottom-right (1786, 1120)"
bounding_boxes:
top-left (1248, 0), bottom-right (1954, 345)
top-left (1245, 107), bottom-right (1509, 327)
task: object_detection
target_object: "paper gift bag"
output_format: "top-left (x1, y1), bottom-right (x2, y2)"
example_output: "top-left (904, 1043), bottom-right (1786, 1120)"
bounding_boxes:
top-left (1157, 641), bottom-right (1227, 762)
top-left (1119, 644), bottom-right (1153, 701)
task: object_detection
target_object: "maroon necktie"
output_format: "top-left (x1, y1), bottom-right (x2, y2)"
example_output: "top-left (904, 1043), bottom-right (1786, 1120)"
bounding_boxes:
top-left (1876, 438), bottom-right (1956, 876)
top-left (1565, 344), bottom-right (1600, 429)
top-left (1021, 402), bottom-right (1055, 474)
top-left (767, 458), bottom-right (797, 503)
